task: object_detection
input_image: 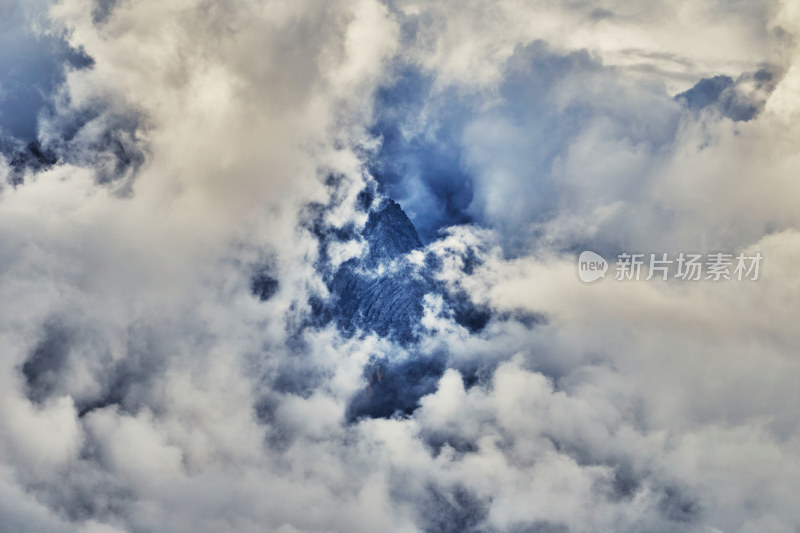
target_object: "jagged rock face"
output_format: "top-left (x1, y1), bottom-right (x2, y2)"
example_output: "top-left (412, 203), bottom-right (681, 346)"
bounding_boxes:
top-left (256, 197), bottom-right (498, 421)
top-left (329, 199), bottom-right (431, 345)
top-left (361, 199), bottom-right (422, 266)
top-left (327, 199), bottom-right (445, 421)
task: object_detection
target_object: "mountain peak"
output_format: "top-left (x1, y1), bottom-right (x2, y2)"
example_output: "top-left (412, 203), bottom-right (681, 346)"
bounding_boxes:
top-left (363, 199), bottom-right (422, 265)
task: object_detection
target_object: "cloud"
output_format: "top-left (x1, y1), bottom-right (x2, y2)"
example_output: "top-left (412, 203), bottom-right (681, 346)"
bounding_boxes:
top-left (0, 0), bottom-right (799, 532)
top-left (0, 0), bottom-right (93, 143)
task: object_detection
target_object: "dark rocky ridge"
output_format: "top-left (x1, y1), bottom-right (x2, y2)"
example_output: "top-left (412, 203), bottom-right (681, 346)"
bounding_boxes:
top-left (329, 199), bottom-right (431, 345)
top-left (362, 199), bottom-right (423, 265)
top-left (251, 195), bottom-right (501, 421)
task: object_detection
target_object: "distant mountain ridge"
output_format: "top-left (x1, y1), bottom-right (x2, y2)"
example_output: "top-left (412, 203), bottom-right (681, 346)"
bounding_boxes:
top-left (362, 199), bottom-right (423, 265)
top-left (329, 199), bottom-right (430, 345)
top-left (251, 195), bottom-right (499, 420)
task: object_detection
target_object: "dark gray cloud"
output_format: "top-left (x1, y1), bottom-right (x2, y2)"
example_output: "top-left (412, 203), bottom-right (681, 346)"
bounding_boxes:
top-left (21, 318), bottom-right (74, 404)
top-left (676, 67), bottom-right (781, 121)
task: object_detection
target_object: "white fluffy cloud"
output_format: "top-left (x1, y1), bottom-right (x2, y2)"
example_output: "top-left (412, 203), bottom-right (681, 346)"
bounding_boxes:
top-left (0, 0), bottom-right (799, 532)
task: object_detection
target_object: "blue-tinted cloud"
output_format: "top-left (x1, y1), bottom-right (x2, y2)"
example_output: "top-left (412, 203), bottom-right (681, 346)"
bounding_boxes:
top-left (0, 1), bottom-right (799, 532)
top-left (370, 41), bottom-right (683, 253)
top-left (0, 1), bottom-right (92, 143)
top-left (368, 68), bottom-right (476, 242)
top-left (676, 67), bottom-right (779, 121)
